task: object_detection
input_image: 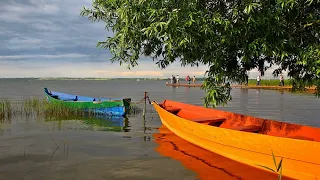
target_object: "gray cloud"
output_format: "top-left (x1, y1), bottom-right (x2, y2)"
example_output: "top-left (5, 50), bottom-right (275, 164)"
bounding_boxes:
top-left (0, 0), bottom-right (111, 60)
top-left (0, 0), bottom-right (284, 79)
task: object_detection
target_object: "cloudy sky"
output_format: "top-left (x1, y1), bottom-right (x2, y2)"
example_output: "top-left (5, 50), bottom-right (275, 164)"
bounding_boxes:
top-left (0, 0), bottom-right (279, 78)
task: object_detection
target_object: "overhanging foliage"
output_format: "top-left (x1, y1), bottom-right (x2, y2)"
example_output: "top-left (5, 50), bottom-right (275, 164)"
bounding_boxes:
top-left (81, 0), bottom-right (320, 107)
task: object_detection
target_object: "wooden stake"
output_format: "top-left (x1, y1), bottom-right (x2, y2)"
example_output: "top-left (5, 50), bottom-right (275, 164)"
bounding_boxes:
top-left (143, 92), bottom-right (147, 117)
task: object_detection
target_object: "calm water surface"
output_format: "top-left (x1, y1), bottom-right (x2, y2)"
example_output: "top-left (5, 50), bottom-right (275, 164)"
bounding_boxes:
top-left (0, 79), bottom-right (320, 180)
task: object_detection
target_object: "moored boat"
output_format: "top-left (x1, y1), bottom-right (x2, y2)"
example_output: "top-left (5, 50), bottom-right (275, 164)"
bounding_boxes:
top-left (44, 88), bottom-right (131, 116)
top-left (152, 99), bottom-right (320, 179)
top-left (154, 125), bottom-right (293, 180)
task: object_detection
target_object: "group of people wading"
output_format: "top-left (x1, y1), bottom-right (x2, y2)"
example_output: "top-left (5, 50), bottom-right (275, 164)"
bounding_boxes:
top-left (256, 74), bottom-right (285, 86)
top-left (170, 75), bottom-right (196, 85)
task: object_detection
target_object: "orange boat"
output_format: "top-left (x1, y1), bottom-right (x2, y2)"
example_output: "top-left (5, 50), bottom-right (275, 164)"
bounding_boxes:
top-left (152, 99), bottom-right (320, 180)
top-left (154, 125), bottom-right (294, 180)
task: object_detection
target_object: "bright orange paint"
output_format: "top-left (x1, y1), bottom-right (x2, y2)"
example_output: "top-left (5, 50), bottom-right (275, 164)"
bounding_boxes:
top-left (152, 100), bottom-right (320, 180)
top-left (154, 125), bottom-right (294, 180)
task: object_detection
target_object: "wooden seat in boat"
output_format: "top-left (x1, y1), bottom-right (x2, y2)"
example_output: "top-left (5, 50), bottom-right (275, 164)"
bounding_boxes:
top-left (191, 117), bottom-right (226, 123)
top-left (163, 106), bottom-right (181, 114)
top-left (219, 119), bottom-right (264, 133)
top-left (176, 109), bottom-right (226, 125)
top-left (225, 125), bottom-right (263, 133)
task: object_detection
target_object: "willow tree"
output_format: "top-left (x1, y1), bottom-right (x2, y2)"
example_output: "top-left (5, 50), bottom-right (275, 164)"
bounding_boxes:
top-left (81, 0), bottom-right (320, 107)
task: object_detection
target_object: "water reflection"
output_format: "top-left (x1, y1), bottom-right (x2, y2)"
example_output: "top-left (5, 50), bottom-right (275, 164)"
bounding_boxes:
top-left (280, 90), bottom-right (284, 95)
top-left (0, 118), bottom-right (11, 124)
top-left (255, 89), bottom-right (260, 105)
top-left (239, 89), bottom-right (248, 115)
top-left (123, 117), bottom-right (130, 132)
top-left (185, 86), bottom-right (190, 92)
top-left (45, 115), bottom-right (130, 132)
top-left (279, 91), bottom-right (285, 119)
top-left (153, 126), bottom-right (293, 180)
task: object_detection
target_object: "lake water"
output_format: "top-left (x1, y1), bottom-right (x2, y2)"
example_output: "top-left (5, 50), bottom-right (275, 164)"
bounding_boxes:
top-left (0, 79), bottom-right (319, 180)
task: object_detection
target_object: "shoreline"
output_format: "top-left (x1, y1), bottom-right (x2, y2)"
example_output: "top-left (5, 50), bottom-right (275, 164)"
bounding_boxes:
top-left (166, 83), bottom-right (317, 92)
top-left (165, 83), bottom-right (202, 87)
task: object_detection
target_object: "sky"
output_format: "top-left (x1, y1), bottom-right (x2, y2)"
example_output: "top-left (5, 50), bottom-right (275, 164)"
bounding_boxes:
top-left (0, 0), bottom-right (281, 79)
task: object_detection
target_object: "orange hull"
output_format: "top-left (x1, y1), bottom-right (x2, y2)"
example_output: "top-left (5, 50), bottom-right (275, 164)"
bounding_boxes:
top-left (154, 125), bottom-right (294, 180)
top-left (152, 100), bottom-right (320, 180)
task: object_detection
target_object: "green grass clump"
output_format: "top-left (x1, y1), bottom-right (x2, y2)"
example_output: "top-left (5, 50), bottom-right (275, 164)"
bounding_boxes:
top-left (0, 98), bottom-right (142, 122)
top-left (0, 98), bottom-right (114, 121)
top-left (22, 97), bottom-right (46, 116)
top-left (0, 98), bottom-right (132, 132)
top-left (0, 100), bottom-right (13, 122)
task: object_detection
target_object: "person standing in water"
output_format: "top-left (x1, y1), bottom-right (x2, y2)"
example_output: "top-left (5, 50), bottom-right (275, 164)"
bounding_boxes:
top-left (186, 75), bottom-right (191, 84)
top-left (279, 74), bottom-right (284, 86)
top-left (172, 75), bottom-right (176, 84)
top-left (176, 75), bottom-right (180, 85)
top-left (256, 75), bottom-right (261, 86)
top-left (192, 76), bottom-right (196, 84)
top-left (245, 73), bottom-right (249, 86)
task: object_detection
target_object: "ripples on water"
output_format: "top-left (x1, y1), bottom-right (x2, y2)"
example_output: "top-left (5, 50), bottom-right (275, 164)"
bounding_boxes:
top-left (0, 79), bottom-right (319, 179)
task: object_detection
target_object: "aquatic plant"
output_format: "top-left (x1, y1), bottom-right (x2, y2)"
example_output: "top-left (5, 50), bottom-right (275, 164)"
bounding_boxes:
top-left (257, 152), bottom-right (283, 180)
top-left (0, 98), bottom-right (142, 122)
top-left (0, 100), bottom-right (13, 122)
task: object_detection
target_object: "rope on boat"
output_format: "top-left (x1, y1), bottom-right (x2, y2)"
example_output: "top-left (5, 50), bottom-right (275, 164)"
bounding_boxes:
top-left (146, 93), bottom-right (152, 104)
top-left (123, 92), bottom-right (152, 105)
top-left (123, 92), bottom-right (153, 115)
top-left (123, 96), bottom-right (145, 105)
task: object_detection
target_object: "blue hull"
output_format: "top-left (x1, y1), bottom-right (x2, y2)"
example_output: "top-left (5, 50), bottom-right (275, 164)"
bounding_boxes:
top-left (84, 106), bottom-right (125, 116)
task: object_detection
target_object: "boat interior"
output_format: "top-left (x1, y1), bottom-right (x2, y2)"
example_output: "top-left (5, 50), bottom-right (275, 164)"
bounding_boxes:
top-left (159, 100), bottom-right (320, 142)
top-left (45, 88), bottom-right (94, 102)
top-left (44, 88), bottom-right (130, 104)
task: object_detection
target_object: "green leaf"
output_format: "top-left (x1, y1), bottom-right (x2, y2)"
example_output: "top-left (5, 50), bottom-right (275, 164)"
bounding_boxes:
top-left (278, 162), bottom-right (283, 180)
top-left (256, 165), bottom-right (276, 173)
top-left (277, 158), bottom-right (283, 172)
top-left (81, 0), bottom-right (320, 106)
top-left (272, 152), bottom-right (277, 169)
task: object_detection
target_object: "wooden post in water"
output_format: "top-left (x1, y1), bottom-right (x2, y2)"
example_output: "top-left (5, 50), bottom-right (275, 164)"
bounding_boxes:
top-left (143, 92), bottom-right (147, 117)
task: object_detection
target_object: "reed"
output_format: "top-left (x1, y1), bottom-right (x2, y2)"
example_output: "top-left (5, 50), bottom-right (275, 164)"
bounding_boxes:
top-left (0, 98), bottom-right (142, 122)
top-left (42, 100), bottom-right (107, 120)
top-left (0, 100), bottom-right (13, 122)
top-left (257, 152), bottom-right (283, 180)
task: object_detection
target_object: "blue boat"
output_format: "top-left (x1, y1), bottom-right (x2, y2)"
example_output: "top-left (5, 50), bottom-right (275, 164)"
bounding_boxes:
top-left (44, 88), bottom-right (131, 116)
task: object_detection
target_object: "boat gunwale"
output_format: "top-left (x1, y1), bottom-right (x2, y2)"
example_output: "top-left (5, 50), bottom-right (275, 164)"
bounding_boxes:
top-left (152, 100), bottom-right (320, 143)
top-left (44, 88), bottom-right (125, 104)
